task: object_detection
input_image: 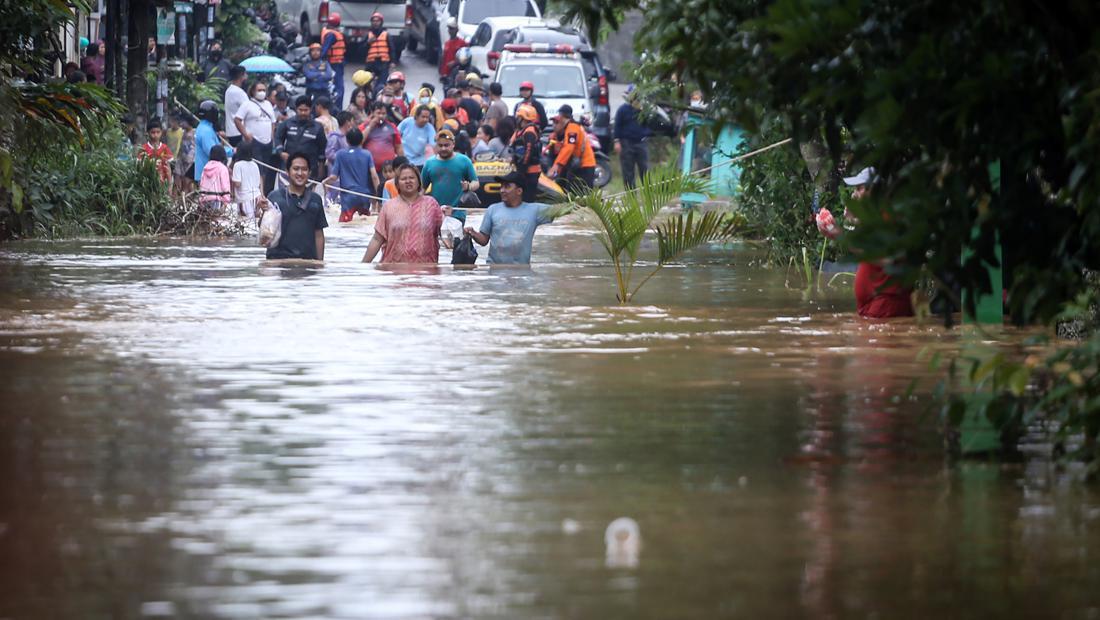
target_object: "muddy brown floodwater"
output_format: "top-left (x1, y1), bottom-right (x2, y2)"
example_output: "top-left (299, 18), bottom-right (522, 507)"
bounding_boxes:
top-left (1, 216), bottom-right (1099, 619)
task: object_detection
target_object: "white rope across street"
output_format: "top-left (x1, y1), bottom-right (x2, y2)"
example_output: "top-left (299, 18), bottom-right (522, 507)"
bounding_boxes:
top-left (252, 157), bottom-right (385, 201)
top-left (174, 97), bottom-right (794, 208)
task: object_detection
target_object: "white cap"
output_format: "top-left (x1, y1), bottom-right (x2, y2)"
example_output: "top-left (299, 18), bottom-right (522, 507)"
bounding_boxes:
top-left (842, 167), bottom-right (875, 186)
top-left (447, 17), bottom-right (458, 29)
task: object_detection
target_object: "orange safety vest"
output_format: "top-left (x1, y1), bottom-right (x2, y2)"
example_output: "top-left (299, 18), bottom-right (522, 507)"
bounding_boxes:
top-left (321, 27), bottom-right (345, 64)
top-left (554, 121), bottom-right (596, 169)
top-left (365, 30), bottom-right (390, 63)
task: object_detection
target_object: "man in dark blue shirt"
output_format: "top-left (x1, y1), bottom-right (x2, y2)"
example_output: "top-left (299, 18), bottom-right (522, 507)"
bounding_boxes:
top-left (613, 86), bottom-right (652, 189)
top-left (258, 153), bottom-right (328, 260)
top-left (274, 95), bottom-right (328, 179)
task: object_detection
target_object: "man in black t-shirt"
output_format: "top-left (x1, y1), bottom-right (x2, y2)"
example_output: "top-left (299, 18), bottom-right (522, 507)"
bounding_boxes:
top-left (258, 153), bottom-right (328, 260)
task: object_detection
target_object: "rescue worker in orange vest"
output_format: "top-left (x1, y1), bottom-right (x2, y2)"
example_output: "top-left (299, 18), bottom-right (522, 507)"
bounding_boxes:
top-left (511, 104), bottom-right (543, 202)
top-left (364, 12), bottom-right (391, 97)
top-left (547, 104), bottom-right (596, 193)
top-left (320, 13), bottom-right (347, 108)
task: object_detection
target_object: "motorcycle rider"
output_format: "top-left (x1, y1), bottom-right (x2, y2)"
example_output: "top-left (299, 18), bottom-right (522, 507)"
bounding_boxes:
top-left (303, 43), bottom-right (334, 104)
top-left (201, 41), bottom-right (232, 81)
top-left (439, 18), bottom-right (467, 82)
top-left (547, 104), bottom-right (596, 192)
top-left (511, 104), bottom-right (543, 202)
top-left (446, 47), bottom-right (474, 91)
top-left (320, 13), bottom-right (347, 108)
top-left (512, 81), bottom-right (548, 129)
top-left (364, 13), bottom-right (391, 97)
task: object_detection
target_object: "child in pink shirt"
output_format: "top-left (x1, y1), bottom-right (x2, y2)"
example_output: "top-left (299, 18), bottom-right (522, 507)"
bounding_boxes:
top-left (199, 145), bottom-right (232, 211)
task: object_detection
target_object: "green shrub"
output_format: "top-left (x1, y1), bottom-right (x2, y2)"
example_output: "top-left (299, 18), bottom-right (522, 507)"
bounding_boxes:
top-left (736, 115), bottom-right (845, 266)
top-left (10, 114), bottom-right (173, 238)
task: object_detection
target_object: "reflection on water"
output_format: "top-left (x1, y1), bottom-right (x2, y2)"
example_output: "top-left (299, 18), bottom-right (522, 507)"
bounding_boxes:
top-left (1, 219), bottom-right (1099, 618)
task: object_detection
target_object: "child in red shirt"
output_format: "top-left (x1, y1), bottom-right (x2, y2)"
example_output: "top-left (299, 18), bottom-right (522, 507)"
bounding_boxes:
top-left (140, 119), bottom-right (174, 183)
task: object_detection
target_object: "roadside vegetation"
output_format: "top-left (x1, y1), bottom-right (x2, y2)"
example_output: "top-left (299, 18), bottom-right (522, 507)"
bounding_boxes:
top-left (560, 0), bottom-right (1100, 470)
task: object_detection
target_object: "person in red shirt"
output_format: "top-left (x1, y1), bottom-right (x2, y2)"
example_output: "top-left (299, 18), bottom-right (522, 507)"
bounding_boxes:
top-left (139, 119), bottom-right (174, 183)
top-left (439, 18), bottom-right (467, 79)
top-left (359, 101), bottom-right (404, 173)
top-left (824, 167), bottom-right (914, 319)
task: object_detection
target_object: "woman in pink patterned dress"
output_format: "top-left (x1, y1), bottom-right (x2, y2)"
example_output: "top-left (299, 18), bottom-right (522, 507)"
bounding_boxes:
top-left (362, 164), bottom-right (444, 264)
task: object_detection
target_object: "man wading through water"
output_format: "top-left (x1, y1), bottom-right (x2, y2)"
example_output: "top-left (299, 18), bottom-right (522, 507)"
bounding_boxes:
top-left (465, 170), bottom-right (558, 265)
top-left (257, 153), bottom-right (328, 260)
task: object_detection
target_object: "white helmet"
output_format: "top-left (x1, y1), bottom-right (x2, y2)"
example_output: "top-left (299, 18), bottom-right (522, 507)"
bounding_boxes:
top-left (455, 47), bottom-right (472, 66)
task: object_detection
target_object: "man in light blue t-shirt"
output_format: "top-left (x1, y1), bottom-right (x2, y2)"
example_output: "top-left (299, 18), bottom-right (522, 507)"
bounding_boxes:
top-left (465, 171), bottom-right (556, 265)
top-left (421, 129), bottom-right (479, 208)
top-left (397, 106), bottom-right (436, 167)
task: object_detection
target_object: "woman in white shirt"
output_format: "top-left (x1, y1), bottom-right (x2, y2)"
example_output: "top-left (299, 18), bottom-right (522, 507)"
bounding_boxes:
top-left (234, 80), bottom-right (277, 193)
top-left (230, 141), bottom-right (263, 218)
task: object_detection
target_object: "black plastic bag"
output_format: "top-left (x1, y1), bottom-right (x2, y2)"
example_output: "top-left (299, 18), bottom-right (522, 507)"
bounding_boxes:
top-left (457, 190), bottom-right (482, 208)
top-left (451, 233), bottom-right (478, 265)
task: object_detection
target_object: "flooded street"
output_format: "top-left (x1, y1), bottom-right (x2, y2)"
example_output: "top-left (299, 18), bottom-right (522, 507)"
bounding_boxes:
top-left (2, 217), bottom-right (1099, 619)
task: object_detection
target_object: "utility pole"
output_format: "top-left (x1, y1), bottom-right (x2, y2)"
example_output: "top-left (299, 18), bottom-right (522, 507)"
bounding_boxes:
top-left (126, 0), bottom-right (153, 131)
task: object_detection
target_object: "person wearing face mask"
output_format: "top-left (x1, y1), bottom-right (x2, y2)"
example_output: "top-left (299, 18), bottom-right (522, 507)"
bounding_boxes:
top-left (235, 80), bottom-right (278, 193)
top-left (408, 86), bottom-right (445, 130)
top-left (202, 41), bottom-right (233, 82)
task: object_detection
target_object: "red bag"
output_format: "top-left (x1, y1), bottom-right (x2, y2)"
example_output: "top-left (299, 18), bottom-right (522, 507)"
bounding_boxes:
top-left (816, 208), bottom-right (841, 239)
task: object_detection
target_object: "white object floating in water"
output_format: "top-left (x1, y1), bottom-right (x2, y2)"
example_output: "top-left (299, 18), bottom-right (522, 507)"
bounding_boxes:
top-left (562, 518), bottom-right (581, 535)
top-left (605, 517), bottom-right (641, 569)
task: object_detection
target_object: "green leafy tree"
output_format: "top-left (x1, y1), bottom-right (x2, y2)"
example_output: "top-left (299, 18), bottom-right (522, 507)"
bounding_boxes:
top-left (556, 0), bottom-right (1100, 462)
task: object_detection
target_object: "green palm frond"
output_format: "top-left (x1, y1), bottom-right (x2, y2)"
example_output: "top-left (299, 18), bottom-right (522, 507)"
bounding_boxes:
top-left (570, 165), bottom-right (736, 303)
top-left (656, 210), bottom-right (746, 265)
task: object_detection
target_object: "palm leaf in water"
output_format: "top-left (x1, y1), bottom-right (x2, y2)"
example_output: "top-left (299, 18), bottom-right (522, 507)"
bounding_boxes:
top-left (656, 210), bottom-right (746, 265)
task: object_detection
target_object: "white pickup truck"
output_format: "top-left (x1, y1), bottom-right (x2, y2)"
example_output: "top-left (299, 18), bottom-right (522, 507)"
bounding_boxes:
top-left (276, 0), bottom-right (409, 60)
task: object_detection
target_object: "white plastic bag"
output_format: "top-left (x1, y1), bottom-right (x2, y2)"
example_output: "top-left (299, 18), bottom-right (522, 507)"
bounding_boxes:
top-left (440, 216), bottom-right (463, 242)
top-left (258, 204), bottom-right (282, 248)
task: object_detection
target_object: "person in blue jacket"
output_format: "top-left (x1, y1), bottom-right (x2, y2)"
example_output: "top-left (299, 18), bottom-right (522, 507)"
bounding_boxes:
top-left (303, 43), bottom-right (334, 104)
top-left (193, 100), bottom-right (233, 183)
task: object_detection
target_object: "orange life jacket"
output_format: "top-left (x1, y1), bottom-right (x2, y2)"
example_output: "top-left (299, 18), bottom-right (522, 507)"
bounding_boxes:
top-left (365, 30), bottom-right (390, 63)
top-left (321, 27), bottom-right (345, 64)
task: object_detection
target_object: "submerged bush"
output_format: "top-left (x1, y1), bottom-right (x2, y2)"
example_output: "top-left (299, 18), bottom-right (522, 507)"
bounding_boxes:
top-left (5, 114), bottom-right (173, 238)
top-left (736, 116), bottom-right (845, 266)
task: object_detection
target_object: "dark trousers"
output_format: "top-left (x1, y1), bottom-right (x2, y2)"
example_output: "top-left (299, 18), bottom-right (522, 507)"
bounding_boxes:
top-left (331, 62), bottom-right (345, 109)
top-left (306, 88), bottom-right (330, 105)
top-left (228, 135), bottom-right (243, 148)
top-left (561, 166), bottom-right (595, 195)
top-left (620, 139), bottom-right (649, 189)
top-left (366, 60), bottom-right (390, 96)
top-left (523, 171), bottom-right (541, 202)
top-left (251, 140), bottom-right (275, 194)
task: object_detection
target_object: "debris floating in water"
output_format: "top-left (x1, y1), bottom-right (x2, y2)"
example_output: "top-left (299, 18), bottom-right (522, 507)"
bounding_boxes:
top-left (562, 518), bottom-right (581, 535)
top-left (605, 517), bottom-right (641, 568)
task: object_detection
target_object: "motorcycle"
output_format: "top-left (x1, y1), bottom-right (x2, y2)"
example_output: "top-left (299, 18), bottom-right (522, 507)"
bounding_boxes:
top-left (246, 6), bottom-right (300, 58)
top-left (471, 152), bottom-right (566, 206)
